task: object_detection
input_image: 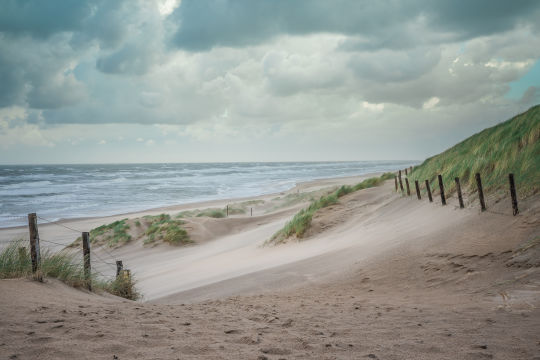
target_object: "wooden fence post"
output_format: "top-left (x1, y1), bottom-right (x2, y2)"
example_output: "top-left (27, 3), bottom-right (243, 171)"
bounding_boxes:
top-left (398, 171), bottom-right (404, 192)
top-left (405, 178), bottom-right (411, 196)
top-left (455, 177), bottom-right (464, 209)
top-left (251, 207), bottom-right (253, 217)
top-left (425, 180), bottom-right (433, 202)
top-left (405, 168), bottom-right (408, 176)
top-left (394, 176), bottom-right (398, 191)
top-left (508, 173), bottom-right (519, 216)
top-left (409, 166), bottom-right (413, 174)
top-left (82, 232), bottom-right (91, 291)
top-left (415, 180), bottom-right (421, 200)
top-left (226, 205), bottom-right (229, 217)
top-left (116, 260), bottom-right (123, 278)
top-left (27, 213), bottom-right (42, 281)
top-left (438, 175), bottom-right (446, 205)
top-left (475, 173), bottom-right (486, 211)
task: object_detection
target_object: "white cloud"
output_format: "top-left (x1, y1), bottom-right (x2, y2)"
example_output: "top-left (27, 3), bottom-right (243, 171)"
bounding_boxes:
top-left (423, 97), bottom-right (440, 109)
top-left (362, 101), bottom-right (385, 112)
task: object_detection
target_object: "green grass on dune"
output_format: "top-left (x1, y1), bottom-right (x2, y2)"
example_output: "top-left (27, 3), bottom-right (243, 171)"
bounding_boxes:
top-left (0, 240), bottom-right (140, 300)
top-left (143, 214), bottom-right (191, 245)
top-left (268, 173), bottom-right (394, 244)
top-left (69, 218), bottom-right (132, 248)
top-left (175, 206), bottom-right (245, 219)
top-left (409, 104), bottom-right (540, 198)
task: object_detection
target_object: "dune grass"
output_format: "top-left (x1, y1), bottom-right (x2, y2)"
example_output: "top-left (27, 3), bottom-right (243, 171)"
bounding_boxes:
top-left (0, 240), bottom-right (140, 300)
top-left (409, 104), bottom-right (540, 198)
top-left (70, 218), bottom-right (132, 248)
top-left (175, 205), bottom-right (246, 219)
top-left (268, 173), bottom-right (394, 244)
top-left (143, 214), bottom-right (191, 245)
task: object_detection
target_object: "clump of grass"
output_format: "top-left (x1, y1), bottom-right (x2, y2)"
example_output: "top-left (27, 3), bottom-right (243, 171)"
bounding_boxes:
top-left (97, 272), bottom-right (140, 300)
top-left (269, 173), bottom-right (394, 244)
top-left (195, 206), bottom-right (245, 218)
top-left (71, 218), bottom-right (132, 248)
top-left (0, 240), bottom-right (139, 300)
top-left (409, 105), bottom-right (540, 198)
top-left (143, 214), bottom-right (191, 245)
top-left (196, 209), bottom-right (226, 218)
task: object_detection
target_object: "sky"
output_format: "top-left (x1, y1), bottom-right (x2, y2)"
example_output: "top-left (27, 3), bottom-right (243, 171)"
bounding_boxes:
top-left (0, 0), bottom-right (539, 164)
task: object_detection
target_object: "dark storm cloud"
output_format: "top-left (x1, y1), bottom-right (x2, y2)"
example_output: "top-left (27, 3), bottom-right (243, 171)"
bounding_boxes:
top-left (0, 0), bottom-right (126, 46)
top-left (0, 0), bottom-right (132, 109)
top-left (171, 0), bottom-right (540, 51)
top-left (0, 0), bottom-right (538, 123)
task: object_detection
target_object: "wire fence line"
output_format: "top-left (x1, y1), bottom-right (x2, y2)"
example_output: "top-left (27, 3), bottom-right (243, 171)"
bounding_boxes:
top-left (32, 215), bottom-right (120, 265)
top-left (37, 215), bottom-right (84, 234)
top-left (36, 238), bottom-right (117, 270)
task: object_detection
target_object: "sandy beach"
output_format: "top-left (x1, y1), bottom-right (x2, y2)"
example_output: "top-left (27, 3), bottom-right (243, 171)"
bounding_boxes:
top-left (1, 175), bottom-right (539, 359)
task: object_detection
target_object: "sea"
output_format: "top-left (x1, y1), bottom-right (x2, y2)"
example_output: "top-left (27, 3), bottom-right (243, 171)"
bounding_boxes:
top-left (0, 161), bottom-right (415, 228)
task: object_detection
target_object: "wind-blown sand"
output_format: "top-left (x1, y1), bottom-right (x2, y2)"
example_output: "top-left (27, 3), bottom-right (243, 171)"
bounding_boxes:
top-left (1, 178), bottom-right (539, 359)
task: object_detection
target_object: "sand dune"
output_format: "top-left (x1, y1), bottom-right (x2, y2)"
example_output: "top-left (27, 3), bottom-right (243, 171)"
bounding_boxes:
top-left (1, 179), bottom-right (539, 359)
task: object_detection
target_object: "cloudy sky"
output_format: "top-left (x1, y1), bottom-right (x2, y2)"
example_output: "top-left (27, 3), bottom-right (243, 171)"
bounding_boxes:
top-left (0, 0), bottom-right (539, 164)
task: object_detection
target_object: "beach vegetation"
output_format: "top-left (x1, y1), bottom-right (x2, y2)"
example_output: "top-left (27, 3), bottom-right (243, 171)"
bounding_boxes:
top-left (268, 172), bottom-right (395, 244)
top-left (409, 104), bottom-right (539, 198)
top-left (69, 218), bottom-right (132, 248)
top-left (0, 240), bottom-right (140, 300)
top-left (143, 214), bottom-right (191, 245)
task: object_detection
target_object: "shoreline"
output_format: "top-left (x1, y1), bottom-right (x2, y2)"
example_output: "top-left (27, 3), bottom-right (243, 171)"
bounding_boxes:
top-left (0, 172), bottom-right (382, 245)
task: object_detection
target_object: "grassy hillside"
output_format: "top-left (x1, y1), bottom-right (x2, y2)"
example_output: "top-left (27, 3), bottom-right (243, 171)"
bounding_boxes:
top-left (410, 105), bottom-right (540, 198)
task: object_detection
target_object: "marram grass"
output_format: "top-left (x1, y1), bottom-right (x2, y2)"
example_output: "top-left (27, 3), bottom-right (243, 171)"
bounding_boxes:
top-left (0, 240), bottom-right (140, 300)
top-left (268, 172), bottom-right (394, 244)
top-left (409, 104), bottom-right (540, 198)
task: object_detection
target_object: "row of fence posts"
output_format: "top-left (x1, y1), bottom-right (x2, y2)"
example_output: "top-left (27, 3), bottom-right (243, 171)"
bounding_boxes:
top-left (394, 167), bottom-right (519, 216)
top-left (26, 212), bottom-right (130, 290)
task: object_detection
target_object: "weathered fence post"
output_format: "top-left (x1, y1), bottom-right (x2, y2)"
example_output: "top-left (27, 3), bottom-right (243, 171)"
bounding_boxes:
top-left (438, 175), bottom-right (446, 205)
top-left (82, 232), bottom-right (91, 291)
top-left (405, 168), bottom-right (408, 176)
top-left (455, 177), bottom-right (464, 209)
top-left (27, 213), bottom-right (42, 281)
top-left (509, 173), bottom-right (519, 216)
top-left (394, 176), bottom-right (398, 191)
top-left (226, 205), bottom-right (229, 217)
top-left (116, 260), bottom-right (123, 278)
top-left (251, 207), bottom-right (253, 217)
top-left (415, 180), bottom-right (421, 200)
top-left (398, 171), bottom-right (404, 192)
top-left (425, 180), bottom-right (433, 202)
top-left (475, 173), bottom-right (486, 211)
top-left (409, 166), bottom-right (413, 174)
top-left (405, 178), bottom-right (411, 196)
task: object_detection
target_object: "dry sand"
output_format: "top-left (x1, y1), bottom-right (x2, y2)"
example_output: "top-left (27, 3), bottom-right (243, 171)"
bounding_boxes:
top-left (1, 178), bottom-right (540, 359)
